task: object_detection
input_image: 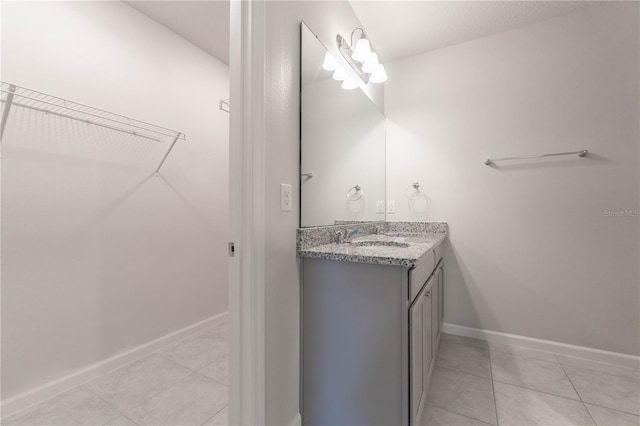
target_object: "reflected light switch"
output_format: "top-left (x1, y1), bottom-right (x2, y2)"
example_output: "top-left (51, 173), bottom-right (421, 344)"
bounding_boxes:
top-left (376, 200), bottom-right (384, 213)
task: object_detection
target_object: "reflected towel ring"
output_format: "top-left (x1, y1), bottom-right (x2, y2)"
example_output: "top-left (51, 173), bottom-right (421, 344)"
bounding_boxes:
top-left (347, 184), bottom-right (364, 201)
top-left (405, 182), bottom-right (424, 200)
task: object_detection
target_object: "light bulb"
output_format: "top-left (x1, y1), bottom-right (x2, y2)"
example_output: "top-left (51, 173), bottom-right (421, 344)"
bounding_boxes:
top-left (364, 52), bottom-right (379, 66)
top-left (341, 77), bottom-right (359, 90)
top-left (332, 68), bottom-right (347, 81)
top-left (362, 52), bottom-right (380, 73)
top-left (363, 62), bottom-right (382, 74)
top-left (351, 37), bottom-right (371, 62)
top-left (363, 63), bottom-right (382, 74)
top-left (322, 52), bottom-right (338, 71)
top-left (370, 66), bottom-right (388, 83)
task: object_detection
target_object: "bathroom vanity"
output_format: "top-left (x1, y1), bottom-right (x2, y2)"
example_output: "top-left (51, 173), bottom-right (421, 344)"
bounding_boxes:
top-left (298, 22), bottom-right (445, 426)
top-left (298, 222), bottom-right (446, 426)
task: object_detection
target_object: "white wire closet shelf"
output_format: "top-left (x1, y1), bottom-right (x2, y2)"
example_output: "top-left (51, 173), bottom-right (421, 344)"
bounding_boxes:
top-left (0, 81), bottom-right (186, 172)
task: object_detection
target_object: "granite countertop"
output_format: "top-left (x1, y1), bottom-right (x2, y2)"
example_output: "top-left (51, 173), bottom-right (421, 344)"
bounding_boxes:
top-left (298, 231), bottom-right (446, 267)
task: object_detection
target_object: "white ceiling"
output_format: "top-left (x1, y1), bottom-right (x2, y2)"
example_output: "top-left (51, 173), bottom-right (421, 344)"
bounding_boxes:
top-left (349, 1), bottom-right (594, 62)
top-left (125, 0), bottom-right (229, 64)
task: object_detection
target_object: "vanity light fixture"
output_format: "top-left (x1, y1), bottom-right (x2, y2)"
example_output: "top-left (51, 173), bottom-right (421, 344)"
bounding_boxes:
top-left (337, 28), bottom-right (387, 84)
top-left (332, 67), bottom-right (347, 81)
top-left (322, 52), bottom-right (339, 71)
top-left (341, 77), bottom-right (359, 90)
top-left (351, 36), bottom-right (371, 62)
top-left (323, 51), bottom-right (360, 90)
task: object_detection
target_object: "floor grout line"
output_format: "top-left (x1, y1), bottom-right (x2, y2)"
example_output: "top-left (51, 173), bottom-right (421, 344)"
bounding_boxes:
top-left (190, 354), bottom-right (229, 374)
top-left (559, 361), bottom-right (585, 403)
top-left (200, 404), bottom-right (228, 426)
top-left (429, 336), bottom-right (640, 425)
top-left (88, 387), bottom-right (138, 426)
top-left (94, 327), bottom-right (226, 421)
top-left (488, 348), bottom-right (561, 365)
top-left (427, 340), bottom-right (498, 425)
top-left (434, 364), bottom-right (493, 381)
top-left (491, 378), bottom-right (585, 402)
top-left (425, 403), bottom-right (495, 426)
top-left (580, 401), bottom-right (640, 419)
top-left (439, 339), bottom-right (490, 352)
top-left (555, 360), bottom-right (640, 382)
top-left (558, 361), bottom-right (640, 417)
top-left (581, 402), bottom-right (599, 426)
top-left (557, 361), bottom-right (598, 425)
top-left (488, 349), bottom-right (500, 426)
top-left (440, 334), bottom-right (489, 350)
top-left (425, 401), bottom-right (498, 426)
top-left (191, 370), bottom-right (229, 388)
top-left (435, 350), bottom-right (589, 405)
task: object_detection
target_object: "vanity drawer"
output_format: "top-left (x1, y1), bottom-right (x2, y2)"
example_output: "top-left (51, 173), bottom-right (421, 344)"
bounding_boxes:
top-left (409, 251), bottom-right (435, 302)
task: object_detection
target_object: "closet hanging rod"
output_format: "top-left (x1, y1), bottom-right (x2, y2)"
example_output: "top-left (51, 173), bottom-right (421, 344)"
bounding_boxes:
top-left (484, 150), bottom-right (588, 166)
top-left (0, 82), bottom-right (186, 143)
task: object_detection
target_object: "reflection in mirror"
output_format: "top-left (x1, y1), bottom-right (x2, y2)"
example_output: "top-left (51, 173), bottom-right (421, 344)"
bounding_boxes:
top-left (300, 22), bottom-right (386, 228)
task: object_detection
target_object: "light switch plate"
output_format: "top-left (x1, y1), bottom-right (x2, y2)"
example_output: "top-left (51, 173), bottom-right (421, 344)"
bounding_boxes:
top-left (376, 200), bottom-right (385, 214)
top-left (387, 200), bottom-right (396, 214)
top-left (280, 184), bottom-right (292, 211)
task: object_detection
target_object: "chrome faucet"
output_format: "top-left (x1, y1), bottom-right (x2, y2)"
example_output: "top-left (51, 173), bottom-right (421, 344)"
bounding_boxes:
top-left (335, 229), bottom-right (359, 244)
top-left (345, 228), bottom-right (359, 242)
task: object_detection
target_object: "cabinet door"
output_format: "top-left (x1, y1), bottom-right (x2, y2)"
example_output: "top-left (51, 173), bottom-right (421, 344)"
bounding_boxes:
top-left (422, 278), bottom-right (434, 393)
top-left (432, 268), bottom-right (440, 352)
top-left (439, 264), bottom-right (444, 325)
top-left (410, 291), bottom-right (425, 424)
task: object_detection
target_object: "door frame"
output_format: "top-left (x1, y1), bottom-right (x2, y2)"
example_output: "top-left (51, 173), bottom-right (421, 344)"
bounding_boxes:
top-left (228, 0), bottom-right (266, 424)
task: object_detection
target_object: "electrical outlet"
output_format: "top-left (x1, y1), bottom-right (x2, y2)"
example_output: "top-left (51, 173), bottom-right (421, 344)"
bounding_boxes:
top-left (376, 200), bottom-right (385, 213)
top-left (387, 200), bottom-right (396, 214)
top-left (280, 184), bottom-right (292, 211)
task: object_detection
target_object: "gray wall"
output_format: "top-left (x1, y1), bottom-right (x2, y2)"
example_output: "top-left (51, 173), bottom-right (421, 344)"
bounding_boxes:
top-left (385, 3), bottom-right (639, 355)
top-left (1, 1), bottom-right (229, 397)
top-left (263, 1), bottom-right (383, 424)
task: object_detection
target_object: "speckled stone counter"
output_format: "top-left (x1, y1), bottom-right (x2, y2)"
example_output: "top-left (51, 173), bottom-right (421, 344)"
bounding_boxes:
top-left (297, 221), bottom-right (447, 267)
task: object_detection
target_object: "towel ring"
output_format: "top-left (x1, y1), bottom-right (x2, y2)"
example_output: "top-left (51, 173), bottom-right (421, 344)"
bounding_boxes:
top-left (347, 184), bottom-right (363, 201)
top-left (405, 182), bottom-right (424, 200)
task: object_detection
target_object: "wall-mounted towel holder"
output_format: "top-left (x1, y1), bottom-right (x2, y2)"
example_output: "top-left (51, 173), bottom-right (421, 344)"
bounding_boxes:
top-left (347, 184), bottom-right (363, 201)
top-left (484, 149), bottom-right (588, 166)
top-left (405, 182), bottom-right (424, 200)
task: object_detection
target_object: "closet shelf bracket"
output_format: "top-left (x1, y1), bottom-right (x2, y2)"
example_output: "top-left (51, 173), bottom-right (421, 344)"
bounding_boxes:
top-left (155, 133), bottom-right (182, 174)
top-left (0, 84), bottom-right (16, 140)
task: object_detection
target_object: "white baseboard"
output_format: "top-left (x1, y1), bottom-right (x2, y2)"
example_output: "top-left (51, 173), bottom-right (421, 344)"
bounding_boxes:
top-left (289, 412), bottom-right (302, 426)
top-left (442, 322), bottom-right (639, 369)
top-left (1, 312), bottom-right (228, 420)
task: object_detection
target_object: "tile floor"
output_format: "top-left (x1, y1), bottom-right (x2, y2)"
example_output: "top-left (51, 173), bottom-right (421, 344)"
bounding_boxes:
top-left (4, 328), bottom-right (638, 426)
top-left (2, 321), bottom-right (229, 426)
top-left (422, 334), bottom-right (640, 426)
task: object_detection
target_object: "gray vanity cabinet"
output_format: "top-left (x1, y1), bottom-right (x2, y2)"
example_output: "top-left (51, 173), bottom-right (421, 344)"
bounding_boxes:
top-left (410, 281), bottom-right (426, 424)
top-left (423, 276), bottom-right (435, 393)
top-left (411, 275), bottom-right (434, 425)
top-left (431, 266), bottom-right (441, 353)
top-left (302, 246), bottom-right (444, 426)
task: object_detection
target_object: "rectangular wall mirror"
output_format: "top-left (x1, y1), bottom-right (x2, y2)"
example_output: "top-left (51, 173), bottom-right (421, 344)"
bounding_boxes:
top-left (300, 22), bottom-right (386, 228)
